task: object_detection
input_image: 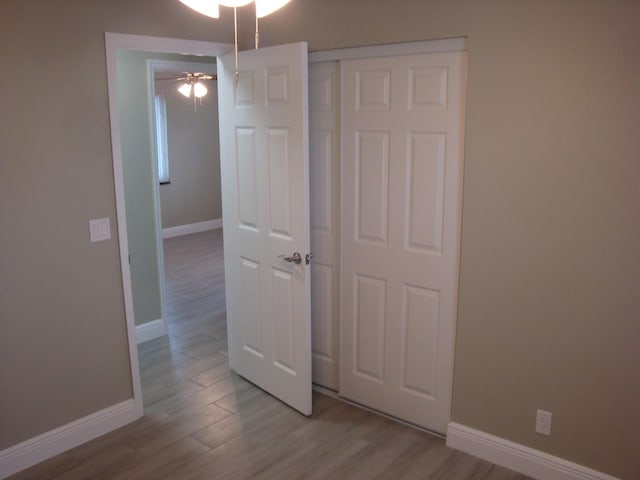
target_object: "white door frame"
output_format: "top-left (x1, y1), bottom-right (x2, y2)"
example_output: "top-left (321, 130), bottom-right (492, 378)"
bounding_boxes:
top-left (308, 37), bottom-right (466, 63)
top-left (105, 32), bottom-right (232, 416)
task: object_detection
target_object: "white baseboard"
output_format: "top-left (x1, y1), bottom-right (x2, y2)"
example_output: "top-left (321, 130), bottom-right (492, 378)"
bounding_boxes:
top-left (162, 218), bottom-right (222, 239)
top-left (135, 318), bottom-right (166, 344)
top-left (446, 423), bottom-right (621, 480)
top-left (0, 400), bottom-right (140, 480)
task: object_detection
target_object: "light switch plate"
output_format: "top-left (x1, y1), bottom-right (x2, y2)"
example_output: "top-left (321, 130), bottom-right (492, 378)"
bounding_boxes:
top-left (90, 217), bottom-right (111, 242)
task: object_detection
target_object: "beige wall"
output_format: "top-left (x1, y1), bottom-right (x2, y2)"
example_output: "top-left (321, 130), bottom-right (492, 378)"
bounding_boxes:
top-left (156, 73), bottom-right (222, 229)
top-left (0, 1), bottom-right (638, 478)
top-left (255, 1), bottom-right (640, 478)
top-left (0, 0), bottom-right (233, 450)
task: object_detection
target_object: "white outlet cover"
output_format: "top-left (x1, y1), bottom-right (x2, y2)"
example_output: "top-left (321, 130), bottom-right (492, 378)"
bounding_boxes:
top-left (90, 218), bottom-right (111, 242)
top-left (535, 409), bottom-right (552, 436)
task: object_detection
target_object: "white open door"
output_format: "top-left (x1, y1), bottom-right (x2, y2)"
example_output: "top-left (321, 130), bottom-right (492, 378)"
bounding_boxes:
top-left (218, 42), bottom-right (312, 415)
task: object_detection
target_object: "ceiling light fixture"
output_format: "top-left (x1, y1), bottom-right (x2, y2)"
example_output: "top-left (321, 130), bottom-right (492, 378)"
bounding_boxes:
top-left (165, 72), bottom-right (216, 110)
top-left (176, 73), bottom-right (214, 99)
top-left (178, 0), bottom-right (220, 18)
top-left (180, 0), bottom-right (290, 19)
top-left (178, 0), bottom-right (292, 85)
top-left (178, 80), bottom-right (207, 99)
top-left (218, 0), bottom-right (253, 7)
top-left (178, 82), bottom-right (192, 97)
top-left (193, 82), bottom-right (208, 98)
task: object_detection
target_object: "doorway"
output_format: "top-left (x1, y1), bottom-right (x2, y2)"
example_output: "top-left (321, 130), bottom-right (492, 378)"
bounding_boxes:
top-left (105, 33), bottom-right (233, 412)
top-left (151, 58), bottom-right (221, 342)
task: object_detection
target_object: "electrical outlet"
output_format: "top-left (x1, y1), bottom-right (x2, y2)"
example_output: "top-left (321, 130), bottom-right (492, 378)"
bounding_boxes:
top-left (535, 409), bottom-right (552, 436)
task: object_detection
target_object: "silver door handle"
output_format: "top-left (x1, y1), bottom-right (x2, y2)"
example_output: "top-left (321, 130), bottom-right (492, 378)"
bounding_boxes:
top-left (279, 252), bottom-right (302, 264)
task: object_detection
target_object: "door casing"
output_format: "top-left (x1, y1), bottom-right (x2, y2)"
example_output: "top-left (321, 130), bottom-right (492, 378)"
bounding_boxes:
top-left (105, 33), bottom-right (232, 416)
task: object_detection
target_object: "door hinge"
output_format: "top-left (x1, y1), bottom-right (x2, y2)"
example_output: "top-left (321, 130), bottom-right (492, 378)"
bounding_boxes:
top-left (305, 253), bottom-right (313, 265)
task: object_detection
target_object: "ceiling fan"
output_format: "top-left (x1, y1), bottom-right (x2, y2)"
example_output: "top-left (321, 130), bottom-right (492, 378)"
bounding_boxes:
top-left (157, 72), bottom-right (217, 98)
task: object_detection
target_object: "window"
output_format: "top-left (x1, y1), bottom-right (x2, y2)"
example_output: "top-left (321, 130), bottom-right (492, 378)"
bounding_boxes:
top-left (154, 94), bottom-right (170, 184)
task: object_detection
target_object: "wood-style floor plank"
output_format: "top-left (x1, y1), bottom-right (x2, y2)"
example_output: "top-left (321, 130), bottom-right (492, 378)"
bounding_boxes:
top-left (8, 229), bottom-right (531, 480)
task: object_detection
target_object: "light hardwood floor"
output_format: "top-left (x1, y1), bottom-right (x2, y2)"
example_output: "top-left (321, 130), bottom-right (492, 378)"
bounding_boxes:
top-left (10, 230), bottom-right (531, 480)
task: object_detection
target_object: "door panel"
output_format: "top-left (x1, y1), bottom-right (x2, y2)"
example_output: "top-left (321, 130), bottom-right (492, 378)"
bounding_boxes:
top-left (309, 62), bottom-right (341, 390)
top-left (354, 274), bottom-right (386, 381)
top-left (218, 42), bottom-right (311, 415)
top-left (340, 51), bottom-right (466, 433)
top-left (407, 133), bottom-right (445, 253)
top-left (356, 131), bottom-right (389, 245)
top-left (401, 285), bottom-right (439, 397)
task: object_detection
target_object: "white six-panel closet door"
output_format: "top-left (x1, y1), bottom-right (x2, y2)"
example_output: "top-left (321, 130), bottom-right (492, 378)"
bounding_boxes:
top-left (338, 51), bottom-right (466, 433)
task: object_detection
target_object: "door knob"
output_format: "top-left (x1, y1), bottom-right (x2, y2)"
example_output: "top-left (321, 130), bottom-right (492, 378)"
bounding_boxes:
top-left (279, 252), bottom-right (302, 264)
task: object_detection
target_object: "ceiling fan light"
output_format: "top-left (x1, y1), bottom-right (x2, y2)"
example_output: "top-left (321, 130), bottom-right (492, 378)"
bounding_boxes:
top-left (218, 0), bottom-right (253, 7)
top-left (178, 82), bottom-right (192, 97)
top-left (193, 82), bottom-right (208, 98)
top-left (178, 0), bottom-right (220, 18)
top-left (255, 0), bottom-right (291, 18)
